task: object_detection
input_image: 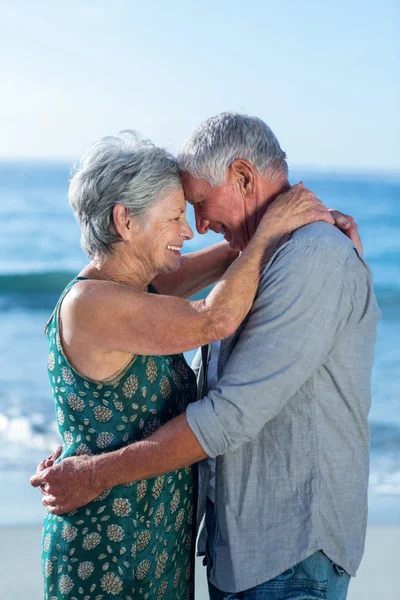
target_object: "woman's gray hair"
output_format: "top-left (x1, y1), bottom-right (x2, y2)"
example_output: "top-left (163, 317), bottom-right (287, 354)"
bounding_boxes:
top-left (69, 131), bottom-right (181, 258)
top-left (178, 112), bottom-right (288, 186)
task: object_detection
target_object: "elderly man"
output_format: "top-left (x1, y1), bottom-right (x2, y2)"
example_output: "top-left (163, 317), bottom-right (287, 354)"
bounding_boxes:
top-left (32, 113), bottom-right (379, 599)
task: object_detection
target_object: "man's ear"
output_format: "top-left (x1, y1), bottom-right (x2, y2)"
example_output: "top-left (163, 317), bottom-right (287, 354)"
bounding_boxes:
top-left (112, 204), bottom-right (133, 240)
top-left (229, 159), bottom-right (255, 198)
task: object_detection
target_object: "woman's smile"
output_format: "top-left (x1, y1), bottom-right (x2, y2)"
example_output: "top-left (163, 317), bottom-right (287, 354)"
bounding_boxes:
top-left (167, 244), bottom-right (183, 256)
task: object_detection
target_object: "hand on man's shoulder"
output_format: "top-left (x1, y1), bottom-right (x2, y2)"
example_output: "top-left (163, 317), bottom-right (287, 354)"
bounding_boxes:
top-left (290, 220), bottom-right (355, 252)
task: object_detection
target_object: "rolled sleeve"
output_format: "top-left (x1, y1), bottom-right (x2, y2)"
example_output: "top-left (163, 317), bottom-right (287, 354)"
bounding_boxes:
top-left (186, 242), bottom-right (352, 457)
top-left (186, 396), bottom-right (229, 458)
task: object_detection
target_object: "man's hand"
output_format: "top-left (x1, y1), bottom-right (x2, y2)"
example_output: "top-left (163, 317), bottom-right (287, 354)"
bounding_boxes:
top-left (34, 446), bottom-right (63, 476)
top-left (30, 454), bottom-right (103, 515)
top-left (329, 209), bottom-right (363, 254)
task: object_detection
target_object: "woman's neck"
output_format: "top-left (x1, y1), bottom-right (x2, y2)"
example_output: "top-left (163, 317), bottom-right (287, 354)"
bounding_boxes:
top-left (80, 249), bottom-right (154, 292)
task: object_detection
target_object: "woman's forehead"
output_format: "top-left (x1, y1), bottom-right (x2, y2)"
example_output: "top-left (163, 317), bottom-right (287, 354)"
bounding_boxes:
top-left (151, 188), bottom-right (186, 215)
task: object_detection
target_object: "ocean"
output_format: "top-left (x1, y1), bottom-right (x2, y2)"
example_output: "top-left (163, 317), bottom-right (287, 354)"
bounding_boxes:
top-left (0, 162), bottom-right (399, 524)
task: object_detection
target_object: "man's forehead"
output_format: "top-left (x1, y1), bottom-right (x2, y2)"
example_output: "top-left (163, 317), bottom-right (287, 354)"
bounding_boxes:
top-left (181, 172), bottom-right (210, 203)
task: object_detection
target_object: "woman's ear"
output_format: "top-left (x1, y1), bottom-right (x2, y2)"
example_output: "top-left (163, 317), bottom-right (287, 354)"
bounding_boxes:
top-left (229, 159), bottom-right (255, 198)
top-left (112, 204), bottom-right (133, 240)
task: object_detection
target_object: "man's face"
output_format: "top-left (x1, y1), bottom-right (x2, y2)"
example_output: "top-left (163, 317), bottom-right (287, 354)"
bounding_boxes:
top-left (181, 172), bottom-right (248, 252)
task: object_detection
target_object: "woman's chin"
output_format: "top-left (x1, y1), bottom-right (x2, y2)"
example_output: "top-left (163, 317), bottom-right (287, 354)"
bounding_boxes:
top-left (160, 255), bottom-right (181, 274)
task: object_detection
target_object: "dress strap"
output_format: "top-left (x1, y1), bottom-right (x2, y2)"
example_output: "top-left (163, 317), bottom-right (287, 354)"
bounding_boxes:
top-left (148, 283), bottom-right (159, 294)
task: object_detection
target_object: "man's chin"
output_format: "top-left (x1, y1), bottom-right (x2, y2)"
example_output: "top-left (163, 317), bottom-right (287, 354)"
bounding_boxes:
top-left (227, 238), bottom-right (245, 252)
top-left (223, 229), bottom-right (245, 252)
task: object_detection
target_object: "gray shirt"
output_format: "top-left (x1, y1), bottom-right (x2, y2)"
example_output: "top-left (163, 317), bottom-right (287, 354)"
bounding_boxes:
top-left (187, 222), bottom-right (380, 593)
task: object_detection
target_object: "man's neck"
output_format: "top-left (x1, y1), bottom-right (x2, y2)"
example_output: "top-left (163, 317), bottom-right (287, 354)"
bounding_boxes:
top-left (260, 177), bottom-right (291, 212)
top-left (251, 177), bottom-right (291, 232)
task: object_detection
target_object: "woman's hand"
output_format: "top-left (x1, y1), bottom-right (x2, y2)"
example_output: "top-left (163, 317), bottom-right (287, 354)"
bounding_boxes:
top-left (261, 183), bottom-right (363, 254)
top-left (253, 183), bottom-right (333, 261)
top-left (261, 183), bottom-right (334, 234)
top-left (329, 209), bottom-right (363, 254)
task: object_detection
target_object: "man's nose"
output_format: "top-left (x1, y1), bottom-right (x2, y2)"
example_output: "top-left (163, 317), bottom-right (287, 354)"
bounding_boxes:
top-left (195, 206), bottom-right (210, 234)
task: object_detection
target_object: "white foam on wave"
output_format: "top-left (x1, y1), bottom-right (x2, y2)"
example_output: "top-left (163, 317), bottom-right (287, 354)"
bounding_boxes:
top-left (1, 411), bottom-right (400, 499)
top-left (369, 458), bottom-right (400, 496)
top-left (0, 413), bottom-right (60, 469)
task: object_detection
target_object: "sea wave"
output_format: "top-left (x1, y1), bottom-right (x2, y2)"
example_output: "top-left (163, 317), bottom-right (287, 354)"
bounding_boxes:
top-left (369, 461), bottom-right (400, 497)
top-left (0, 271), bottom-right (399, 313)
top-left (370, 421), bottom-right (400, 454)
top-left (1, 412), bottom-right (399, 496)
top-left (0, 271), bottom-right (76, 295)
top-left (0, 413), bottom-right (60, 471)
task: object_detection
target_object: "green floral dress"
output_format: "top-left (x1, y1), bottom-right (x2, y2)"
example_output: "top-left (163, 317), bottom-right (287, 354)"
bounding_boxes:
top-left (42, 277), bottom-right (197, 599)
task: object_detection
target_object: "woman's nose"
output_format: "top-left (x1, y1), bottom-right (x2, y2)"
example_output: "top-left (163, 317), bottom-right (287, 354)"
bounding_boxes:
top-left (185, 223), bottom-right (194, 240)
top-left (182, 220), bottom-right (194, 240)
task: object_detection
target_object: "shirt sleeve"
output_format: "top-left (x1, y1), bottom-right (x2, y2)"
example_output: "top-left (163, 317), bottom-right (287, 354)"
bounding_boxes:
top-left (186, 241), bottom-right (352, 457)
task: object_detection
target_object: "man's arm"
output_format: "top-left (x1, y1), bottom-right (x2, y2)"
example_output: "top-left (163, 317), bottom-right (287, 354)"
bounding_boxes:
top-left (31, 413), bottom-right (206, 515)
top-left (150, 206), bottom-right (361, 300)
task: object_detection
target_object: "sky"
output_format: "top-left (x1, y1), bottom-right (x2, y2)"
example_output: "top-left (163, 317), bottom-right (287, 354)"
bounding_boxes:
top-left (0, 0), bottom-right (399, 171)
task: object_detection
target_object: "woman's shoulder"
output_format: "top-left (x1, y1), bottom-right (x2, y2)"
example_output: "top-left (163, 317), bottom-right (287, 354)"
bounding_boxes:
top-left (60, 277), bottom-right (111, 313)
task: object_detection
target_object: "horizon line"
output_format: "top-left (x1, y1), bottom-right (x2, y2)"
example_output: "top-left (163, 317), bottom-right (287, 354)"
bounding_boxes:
top-left (0, 157), bottom-right (399, 180)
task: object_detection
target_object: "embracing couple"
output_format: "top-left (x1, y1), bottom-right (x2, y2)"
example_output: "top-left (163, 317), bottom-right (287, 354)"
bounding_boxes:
top-left (31, 112), bottom-right (380, 600)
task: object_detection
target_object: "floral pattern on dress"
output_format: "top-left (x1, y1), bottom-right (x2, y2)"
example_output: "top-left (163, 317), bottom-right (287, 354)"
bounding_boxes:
top-left (42, 278), bottom-right (196, 599)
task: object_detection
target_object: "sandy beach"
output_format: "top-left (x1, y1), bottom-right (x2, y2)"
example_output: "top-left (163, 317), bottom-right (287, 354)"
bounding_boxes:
top-left (0, 524), bottom-right (398, 599)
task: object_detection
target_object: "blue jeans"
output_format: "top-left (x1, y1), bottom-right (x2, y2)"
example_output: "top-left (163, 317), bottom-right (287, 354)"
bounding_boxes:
top-left (205, 500), bottom-right (351, 600)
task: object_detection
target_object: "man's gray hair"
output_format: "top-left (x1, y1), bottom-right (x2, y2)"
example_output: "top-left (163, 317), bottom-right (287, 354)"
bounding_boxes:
top-left (69, 131), bottom-right (181, 258)
top-left (178, 112), bottom-right (288, 186)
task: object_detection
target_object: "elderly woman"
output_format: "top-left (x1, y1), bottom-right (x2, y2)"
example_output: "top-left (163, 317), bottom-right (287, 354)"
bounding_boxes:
top-left (36, 131), bottom-right (342, 600)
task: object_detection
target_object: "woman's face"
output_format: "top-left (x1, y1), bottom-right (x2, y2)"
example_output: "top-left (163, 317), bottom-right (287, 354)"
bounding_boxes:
top-left (133, 186), bottom-right (194, 274)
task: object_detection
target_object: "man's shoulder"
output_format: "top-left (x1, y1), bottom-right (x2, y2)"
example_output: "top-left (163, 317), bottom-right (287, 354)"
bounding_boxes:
top-left (258, 222), bottom-right (355, 287)
top-left (284, 222), bottom-right (354, 264)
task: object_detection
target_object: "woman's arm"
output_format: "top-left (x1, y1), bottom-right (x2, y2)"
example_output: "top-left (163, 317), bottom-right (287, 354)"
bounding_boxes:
top-left (151, 242), bottom-right (239, 298)
top-left (62, 184), bottom-right (334, 357)
top-left (152, 210), bottom-right (363, 299)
